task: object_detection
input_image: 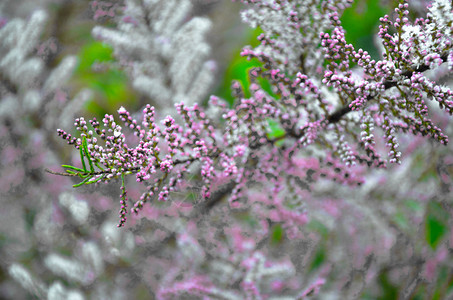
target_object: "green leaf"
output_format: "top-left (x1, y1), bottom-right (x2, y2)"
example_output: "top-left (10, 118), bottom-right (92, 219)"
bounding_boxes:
top-left (62, 165), bottom-right (85, 172)
top-left (270, 224), bottom-right (284, 245)
top-left (85, 174), bottom-right (104, 185)
top-left (121, 173), bottom-right (125, 187)
top-left (77, 173), bottom-right (91, 179)
top-left (309, 246), bottom-right (326, 272)
top-left (95, 161), bottom-right (105, 171)
top-left (73, 175), bottom-right (93, 188)
top-left (426, 201), bottom-right (448, 249)
top-left (79, 146), bottom-right (87, 172)
top-left (426, 217), bottom-right (447, 249)
top-left (82, 136), bottom-right (95, 172)
top-left (266, 119), bottom-right (285, 139)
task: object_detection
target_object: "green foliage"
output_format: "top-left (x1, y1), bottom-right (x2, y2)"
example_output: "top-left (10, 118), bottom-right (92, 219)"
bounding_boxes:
top-left (213, 27), bottom-right (275, 106)
top-left (307, 219), bottom-right (329, 239)
top-left (270, 224), bottom-right (284, 245)
top-left (309, 245), bottom-right (326, 272)
top-left (425, 201), bottom-right (449, 250)
top-left (77, 41), bottom-right (114, 70)
top-left (306, 220), bottom-right (329, 273)
top-left (376, 271), bottom-right (399, 300)
top-left (341, 0), bottom-right (389, 60)
top-left (266, 119), bottom-right (285, 140)
top-left (426, 216), bottom-right (446, 249)
top-left (61, 136), bottom-right (106, 187)
top-left (74, 40), bottom-right (137, 118)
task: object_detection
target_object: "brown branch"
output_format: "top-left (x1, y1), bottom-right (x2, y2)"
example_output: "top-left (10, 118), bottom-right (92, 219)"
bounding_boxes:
top-left (48, 53), bottom-right (451, 216)
top-left (44, 167), bottom-right (140, 177)
top-left (44, 168), bottom-right (79, 177)
top-left (206, 60), bottom-right (434, 209)
top-left (326, 105), bottom-right (352, 124)
top-left (192, 181), bottom-right (237, 217)
top-left (323, 52), bottom-right (450, 125)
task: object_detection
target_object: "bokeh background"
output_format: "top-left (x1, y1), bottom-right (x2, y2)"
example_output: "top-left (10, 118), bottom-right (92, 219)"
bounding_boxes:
top-left (1, 0), bottom-right (452, 299)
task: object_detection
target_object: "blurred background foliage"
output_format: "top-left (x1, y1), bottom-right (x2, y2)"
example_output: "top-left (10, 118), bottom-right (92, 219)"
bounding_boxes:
top-left (3, 0), bottom-right (451, 298)
top-left (73, 40), bottom-right (137, 118)
top-left (341, 0), bottom-right (390, 59)
top-left (69, 0), bottom-right (393, 115)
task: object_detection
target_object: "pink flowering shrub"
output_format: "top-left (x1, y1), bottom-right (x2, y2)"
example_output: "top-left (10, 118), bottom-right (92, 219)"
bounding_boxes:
top-left (2, 0), bottom-right (453, 299)
top-left (57, 0), bottom-right (452, 225)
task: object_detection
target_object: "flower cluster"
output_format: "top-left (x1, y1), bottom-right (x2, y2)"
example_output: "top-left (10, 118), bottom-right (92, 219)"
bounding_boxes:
top-left (51, 2), bottom-right (453, 297)
top-left (55, 0), bottom-right (453, 229)
top-left (57, 102), bottom-right (224, 226)
top-left (321, 1), bottom-right (453, 164)
top-left (5, 0), bottom-right (453, 299)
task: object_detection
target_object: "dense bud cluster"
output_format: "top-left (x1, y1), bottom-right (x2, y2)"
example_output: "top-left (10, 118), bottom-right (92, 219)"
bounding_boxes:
top-left (3, 0), bottom-right (453, 299)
